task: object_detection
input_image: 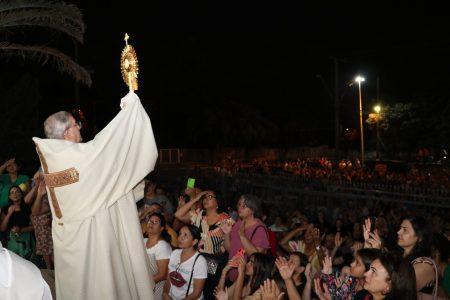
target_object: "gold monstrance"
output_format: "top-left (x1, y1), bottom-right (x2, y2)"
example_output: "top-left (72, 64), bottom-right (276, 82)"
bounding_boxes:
top-left (121, 33), bottom-right (139, 91)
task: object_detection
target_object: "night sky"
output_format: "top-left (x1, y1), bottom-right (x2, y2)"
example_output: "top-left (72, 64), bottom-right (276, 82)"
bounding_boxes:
top-left (6, 2), bottom-right (450, 148)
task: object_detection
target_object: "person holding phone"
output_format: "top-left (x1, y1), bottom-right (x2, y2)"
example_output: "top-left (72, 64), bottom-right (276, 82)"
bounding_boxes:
top-left (175, 186), bottom-right (231, 299)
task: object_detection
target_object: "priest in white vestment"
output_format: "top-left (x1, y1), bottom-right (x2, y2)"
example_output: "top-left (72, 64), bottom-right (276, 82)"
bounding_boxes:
top-left (32, 92), bottom-right (157, 300)
top-left (0, 242), bottom-right (53, 300)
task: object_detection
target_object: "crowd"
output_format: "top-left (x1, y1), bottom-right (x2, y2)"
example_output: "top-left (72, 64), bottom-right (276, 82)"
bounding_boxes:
top-left (1, 156), bottom-right (450, 300)
top-left (214, 157), bottom-right (450, 193)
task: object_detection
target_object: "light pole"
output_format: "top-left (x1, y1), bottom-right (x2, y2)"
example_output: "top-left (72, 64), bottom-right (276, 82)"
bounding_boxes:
top-left (355, 76), bottom-right (365, 165)
top-left (374, 105), bottom-right (381, 160)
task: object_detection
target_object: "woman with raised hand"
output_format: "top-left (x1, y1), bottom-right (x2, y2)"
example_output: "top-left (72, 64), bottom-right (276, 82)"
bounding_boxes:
top-left (320, 248), bottom-right (381, 299)
top-left (0, 186), bottom-right (33, 258)
top-left (315, 252), bottom-right (417, 300)
top-left (275, 254), bottom-right (312, 300)
top-left (216, 252), bottom-right (274, 299)
top-left (175, 189), bottom-right (231, 299)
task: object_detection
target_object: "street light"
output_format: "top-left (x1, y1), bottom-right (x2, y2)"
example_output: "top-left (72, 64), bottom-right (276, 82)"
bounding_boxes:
top-left (374, 105), bottom-right (381, 160)
top-left (355, 75), bottom-right (365, 165)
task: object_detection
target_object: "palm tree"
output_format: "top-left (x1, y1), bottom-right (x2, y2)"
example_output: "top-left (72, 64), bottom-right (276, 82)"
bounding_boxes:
top-left (0, 0), bottom-right (91, 86)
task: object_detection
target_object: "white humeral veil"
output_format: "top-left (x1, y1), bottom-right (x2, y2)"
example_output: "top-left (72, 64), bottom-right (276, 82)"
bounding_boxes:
top-left (32, 92), bottom-right (157, 300)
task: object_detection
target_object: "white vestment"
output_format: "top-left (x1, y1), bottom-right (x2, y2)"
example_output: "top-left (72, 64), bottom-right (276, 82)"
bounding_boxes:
top-left (32, 92), bottom-right (157, 300)
top-left (0, 242), bottom-right (52, 300)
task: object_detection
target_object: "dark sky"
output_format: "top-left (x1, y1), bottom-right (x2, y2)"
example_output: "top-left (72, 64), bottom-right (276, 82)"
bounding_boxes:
top-left (20, 2), bottom-right (450, 147)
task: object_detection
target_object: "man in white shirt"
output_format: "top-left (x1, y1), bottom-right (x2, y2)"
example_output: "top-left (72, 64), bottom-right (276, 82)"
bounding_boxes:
top-left (0, 242), bottom-right (52, 300)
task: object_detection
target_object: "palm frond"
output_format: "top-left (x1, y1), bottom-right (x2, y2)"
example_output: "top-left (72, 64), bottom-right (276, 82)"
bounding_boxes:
top-left (0, 0), bottom-right (83, 25)
top-left (0, 42), bottom-right (92, 86)
top-left (0, 13), bottom-right (84, 42)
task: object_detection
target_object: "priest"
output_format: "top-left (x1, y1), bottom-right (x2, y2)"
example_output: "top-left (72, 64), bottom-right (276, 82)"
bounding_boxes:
top-left (32, 92), bottom-right (157, 299)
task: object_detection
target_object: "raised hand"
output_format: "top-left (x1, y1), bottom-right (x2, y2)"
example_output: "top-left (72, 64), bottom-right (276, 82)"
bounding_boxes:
top-left (366, 230), bottom-right (382, 249)
top-left (275, 256), bottom-right (295, 280)
top-left (260, 279), bottom-right (284, 300)
top-left (220, 220), bottom-right (233, 235)
top-left (214, 287), bottom-right (228, 300)
top-left (314, 278), bottom-right (332, 300)
top-left (237, 256), bottom-right (246, 275)
top-left (322, 255), bottom-right (333, 275)
top-left (363, 218), bottom-right (372, 245)
top-left (37, 180), bottom-right (47, 196)
top-left (304, 263), bottom-right (313, 282)
top-left (334, 232), bottom-right (343, 248)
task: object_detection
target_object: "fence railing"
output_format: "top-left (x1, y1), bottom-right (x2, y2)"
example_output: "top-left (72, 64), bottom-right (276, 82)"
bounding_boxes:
top-left (155, 167), bottom-right (450, 209)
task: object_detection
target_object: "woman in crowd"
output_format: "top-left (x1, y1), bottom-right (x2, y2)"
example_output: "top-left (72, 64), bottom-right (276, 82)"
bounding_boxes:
top-left (163, 225), bottom-right (207, 300)
top-left (0, 186), bottom-right (33, 258)
top-left (221, 194), bottom-right (271, 283)
top-left (175, 190), bottom-right (231, 299)
top-left (315, 252), bottom-right (417, 300)
top-left (25, 175), bottom-right (54, 270)
top-left (397, 216), bottom-right (437, 297)
top-left (216, 252), bottom-right (274, 299)
top-left (362, 252), bottom-right (417, 300)
top-left (275, 253), bottom-right (312, 300)
top-left (320, 248), bottom-right (381, 299)
top-left (145, 213), bottom-right (172, 300)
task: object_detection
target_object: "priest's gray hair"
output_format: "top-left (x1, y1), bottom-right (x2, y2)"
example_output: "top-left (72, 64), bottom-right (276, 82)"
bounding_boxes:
top-left (44, 111), bottom-right (72, 139)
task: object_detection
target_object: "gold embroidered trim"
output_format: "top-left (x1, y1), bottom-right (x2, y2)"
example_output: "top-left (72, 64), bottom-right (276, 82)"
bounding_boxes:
top-left (35, 144), bottom-right (63, 219)
top-left (44, 167), bottom-right (79, 188)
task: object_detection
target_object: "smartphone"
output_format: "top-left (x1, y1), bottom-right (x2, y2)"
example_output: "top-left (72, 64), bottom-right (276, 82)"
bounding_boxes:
top-left (187, 178), bottom-right (195, 189)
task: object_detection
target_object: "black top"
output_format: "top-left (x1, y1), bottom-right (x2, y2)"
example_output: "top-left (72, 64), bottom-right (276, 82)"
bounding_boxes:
top-left (6, 205), bottom-right (31, 231)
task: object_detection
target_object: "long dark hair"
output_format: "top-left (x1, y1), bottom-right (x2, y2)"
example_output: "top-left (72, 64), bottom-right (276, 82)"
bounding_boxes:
top-left (247, 253), bottom-right (274, 295)
top-left (8, 186), bottom-right (28, 212)
top-left (402, 216), bottom-right (432, 262)
top-left (378, 252), bottom-right (417, 300)
top-left (148, 213), bottom-right (171, 244)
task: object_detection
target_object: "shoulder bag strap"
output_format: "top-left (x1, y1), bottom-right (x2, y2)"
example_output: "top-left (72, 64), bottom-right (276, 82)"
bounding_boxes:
top-left (186, 254), bottom-right (201, 297)
top-left (412, 256), bottom-right (439, 299)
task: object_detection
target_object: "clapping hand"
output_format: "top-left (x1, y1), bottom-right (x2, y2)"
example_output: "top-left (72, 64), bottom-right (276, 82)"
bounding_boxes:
top-left (322, 255), bottom-right (333, 275)
top-left (334, 232), bottom-right (343, 249)
top-left (214, 287), bottom-right (228, 300)
top-left (314, 278), bottom-right (331, 300)
top-left (275, 256), bottom-right (295, 280)
top-left (220, 220), bottom-right (233, 235)
top-left (260, 279), bottom-right (284, 300)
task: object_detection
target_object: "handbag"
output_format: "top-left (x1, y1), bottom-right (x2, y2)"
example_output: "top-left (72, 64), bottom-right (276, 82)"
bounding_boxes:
top-left (202, 253), bottom-right (219, 275)
top-left (412, 257), bottom-right (448, 300)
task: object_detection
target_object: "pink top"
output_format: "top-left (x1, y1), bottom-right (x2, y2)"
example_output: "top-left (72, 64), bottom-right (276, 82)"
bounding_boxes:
top-left (228, 218), bottom-right (270, 281)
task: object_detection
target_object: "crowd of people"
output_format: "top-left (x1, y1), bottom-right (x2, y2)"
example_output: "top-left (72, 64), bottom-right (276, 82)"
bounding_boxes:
top-left (137, 175), bottom-right (450, 299)
top-left (214, 157), bottom-right (450, 194)
top-left (1, 155), bottom-right (450, 299)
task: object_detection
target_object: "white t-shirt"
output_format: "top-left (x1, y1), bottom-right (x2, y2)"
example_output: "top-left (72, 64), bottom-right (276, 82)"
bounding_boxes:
top-left (168, 249), bottom-right (207, 300)
top-left (144, 239), bottom-right (172, 262)
top-left (144, 239), bottom-right (172, 300)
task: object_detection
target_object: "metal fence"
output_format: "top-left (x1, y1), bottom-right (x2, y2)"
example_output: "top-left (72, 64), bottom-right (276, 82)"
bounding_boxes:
top-left (154, 167), bottom-right (450, 210)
